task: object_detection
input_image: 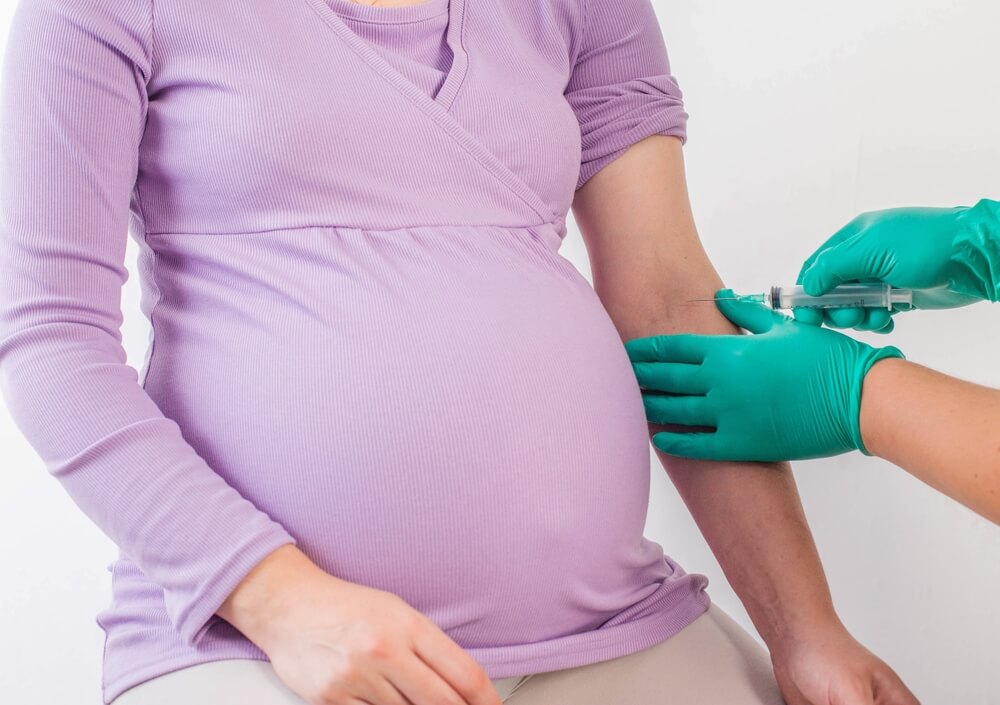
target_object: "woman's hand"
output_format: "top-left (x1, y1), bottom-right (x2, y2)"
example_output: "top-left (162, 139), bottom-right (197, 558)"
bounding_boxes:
top-left (625, 289), bottom-right (904, 462)
top-left (217, 545), bottom-right (502, 705)
top-left (770, 619), bottom-right (920, 705)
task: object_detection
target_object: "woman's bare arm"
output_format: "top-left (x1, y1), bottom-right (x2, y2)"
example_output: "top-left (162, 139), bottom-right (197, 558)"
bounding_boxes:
top-left (572, 135), bottom-right (920, 704)
top-left (572, 134), bottom-right (839, 648)
top-left (861, 358), bottom-right (1000, 524)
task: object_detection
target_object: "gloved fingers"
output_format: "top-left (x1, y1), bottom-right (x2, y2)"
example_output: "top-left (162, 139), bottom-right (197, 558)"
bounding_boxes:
top-left (714, 288), bottom-right (787, 334)
top-left (823, 306), bottom-right (866, 329)
top-left (854, 308), bottom-right (893, 332)
top-left (796, 291), bottom-right (896, 331)
top-left (625, 334), bottom-right (709, 364)
top-left (796, 217), bottom-right (867, 285)
top-left (632, 362), bottom-right (707, 395)
top-left (642, 394), bottom-right (716, 427)
top-left (651, 431), bottom-right (719, 460)
top-left (792, 306), bottom-right (824, 326)
top-left (800, 232), bottom-right (889, 296)
top-left (795, 254), bottom-right (818, 287)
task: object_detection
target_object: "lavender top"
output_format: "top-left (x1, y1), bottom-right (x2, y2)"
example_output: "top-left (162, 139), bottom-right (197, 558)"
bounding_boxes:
top-left (331, 0), bottom-right (453, 100)
top-left (0, 0), bottom-right (709, 702)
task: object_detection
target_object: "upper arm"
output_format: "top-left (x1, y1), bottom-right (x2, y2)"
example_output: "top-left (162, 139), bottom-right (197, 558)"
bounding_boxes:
top-left (563, 1), bottom-right (732, 338)
top-left (565, 0), bottom-right (688, 192)
top-left (1, 0), bottom-right (152, 348)
top-left (572, 135), bottom-right (735, 340)
top-left (0, 0), bottom-right (299, 648)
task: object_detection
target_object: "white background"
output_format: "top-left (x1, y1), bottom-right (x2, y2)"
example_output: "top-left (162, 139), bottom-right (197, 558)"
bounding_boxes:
top-left (1, 0), bottom-right (998, 703)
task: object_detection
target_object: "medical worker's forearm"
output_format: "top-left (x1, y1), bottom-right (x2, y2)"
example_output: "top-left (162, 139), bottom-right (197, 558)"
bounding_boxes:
top-left (861, 357), bottom-right (1000, 524)
top-left (573, 135), bottom-right (841, 650)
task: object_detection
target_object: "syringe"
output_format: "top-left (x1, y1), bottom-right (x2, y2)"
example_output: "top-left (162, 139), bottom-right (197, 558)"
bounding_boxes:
top-left (693, 282), bottom-right (914, 310)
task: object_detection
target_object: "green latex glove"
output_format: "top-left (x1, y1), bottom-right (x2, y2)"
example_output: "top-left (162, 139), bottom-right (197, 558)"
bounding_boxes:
top-left (793, 198), bottom-right (1000, 332)
top-left (624, 289), bottom-right (905, 462)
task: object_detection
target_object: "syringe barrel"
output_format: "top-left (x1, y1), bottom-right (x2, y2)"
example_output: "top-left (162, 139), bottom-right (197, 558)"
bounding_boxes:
top-left (768, 283), bottom-right (911, 310)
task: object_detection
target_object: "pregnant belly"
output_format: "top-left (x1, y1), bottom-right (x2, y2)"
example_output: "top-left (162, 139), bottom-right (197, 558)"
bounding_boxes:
top-left (141, 223), bottom-right (666, 644)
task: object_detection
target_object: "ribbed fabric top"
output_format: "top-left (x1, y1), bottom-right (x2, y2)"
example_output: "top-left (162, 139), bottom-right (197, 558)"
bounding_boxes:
top-left (329, 0), bottom-right (450, 22)
top-left (330, 0), bottom-right (452, 100)
top-left (0, 0), bottom-right (707, 703)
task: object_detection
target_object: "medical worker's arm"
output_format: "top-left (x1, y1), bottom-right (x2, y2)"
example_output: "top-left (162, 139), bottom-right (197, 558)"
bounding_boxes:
top-left (572, 134), bottom-right (917, 705)
top-left (628, 290), bottom-right (1000, 525)
top-left (862, 358), bottom-right (1000, 523)
top-left (793, 199), bottom-right (1000, 331)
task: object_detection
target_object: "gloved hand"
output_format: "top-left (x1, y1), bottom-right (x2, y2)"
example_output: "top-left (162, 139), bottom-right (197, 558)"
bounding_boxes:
top-left (794, 197), bottom-right (1000, 332)
top-left (624, 289), bottom-right (905, 462)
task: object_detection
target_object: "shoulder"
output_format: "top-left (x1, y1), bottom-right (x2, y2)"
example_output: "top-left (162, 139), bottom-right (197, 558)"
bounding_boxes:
top-left (10, 0), bottom-right (153, 64)
top-left (538, 0), bottom-right (588, 62)
top-left (548, 0), bottom-right (664, 62)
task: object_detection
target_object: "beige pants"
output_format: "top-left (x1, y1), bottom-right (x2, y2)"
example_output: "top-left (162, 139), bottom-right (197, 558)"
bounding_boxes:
top-left (113, 604), bottom-right (785, 704)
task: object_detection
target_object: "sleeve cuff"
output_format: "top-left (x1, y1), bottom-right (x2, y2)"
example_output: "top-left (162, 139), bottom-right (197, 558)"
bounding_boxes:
top-left (574, 78), bottom-right (688, 190)
top-left (853, 345), bottom-right (906, 456)
top-left (171, 529), bottom-right (298, 647)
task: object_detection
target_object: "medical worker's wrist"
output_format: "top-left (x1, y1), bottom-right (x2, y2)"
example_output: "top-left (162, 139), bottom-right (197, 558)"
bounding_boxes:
top-left (858, 356), bottom-right (910, 460)
top-left (851, 345), bottom-right (906, 456)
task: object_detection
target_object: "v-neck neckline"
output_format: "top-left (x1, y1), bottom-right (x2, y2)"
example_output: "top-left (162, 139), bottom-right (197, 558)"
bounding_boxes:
top-left (325, 0), bottom-right (450, 24)
top-left (306, 0), bottom-right (469, 111)
top-left (300, 0), bottom-right (562, 227)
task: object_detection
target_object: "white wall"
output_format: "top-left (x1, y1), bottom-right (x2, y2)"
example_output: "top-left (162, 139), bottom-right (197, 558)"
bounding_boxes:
top-left (2, 1), bottom-right (998, 703)
top-left (565, 1), bottom-right (1000, 702)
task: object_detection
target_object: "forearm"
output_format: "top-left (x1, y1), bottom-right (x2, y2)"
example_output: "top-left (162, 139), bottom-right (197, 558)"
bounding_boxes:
top-left (611, 281), bottom-right (839, 648)
top-left (573, 135), bottom-right (839, 649)
top-left (861, 357), bottom-right (1000, 524)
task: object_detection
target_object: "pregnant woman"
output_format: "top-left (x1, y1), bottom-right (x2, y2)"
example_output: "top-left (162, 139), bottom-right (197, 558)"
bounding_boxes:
top-left (0, 0), bottom-right (917, 703)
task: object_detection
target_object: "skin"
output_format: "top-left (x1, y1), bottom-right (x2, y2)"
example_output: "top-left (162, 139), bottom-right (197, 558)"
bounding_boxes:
top-left (217, 544), bottom-right (502, 705)
top-left (860, 356), bottom-right (1000, 525)
top-left (572, 134), bottom-right (919, 705)
top-left (214, 135), bottom-right (920, 705)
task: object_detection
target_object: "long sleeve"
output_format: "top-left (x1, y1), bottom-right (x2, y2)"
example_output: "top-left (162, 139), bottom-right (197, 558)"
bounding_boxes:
top-left (565, 0), bottom-right (688, 190)
top-left (0, 0), bottom-right (297, 647)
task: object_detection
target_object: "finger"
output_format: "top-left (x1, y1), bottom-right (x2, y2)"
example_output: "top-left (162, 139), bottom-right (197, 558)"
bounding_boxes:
top-left (410, 627), bottom-right (500, 705)
top-left (625, 334), bottom-right (709, 364)
top-left (796, 215), bottom-right (867, 285)
top-left (792, 306), bottom-right (824, 326)
top-left (800, 232), bottom-right (888, 296)
top-left (875, 317), bottom-right (895, 334)
top-left (854, 308), bottom-right (893, 332)
top-left (355, 668), bottom-right (411, 705)
top-left (632, 362), bottom-right (707, 395)
top-left (651, 431), bottom-right (718, 459)
top-left (388, 652), bottom-right (474, 705)
top-left (824, 306), bottom-right (866, 329)
top-left (643, 394), bottom-right (716, 427)
top-left (714, 288), bottom-right (787, 334)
